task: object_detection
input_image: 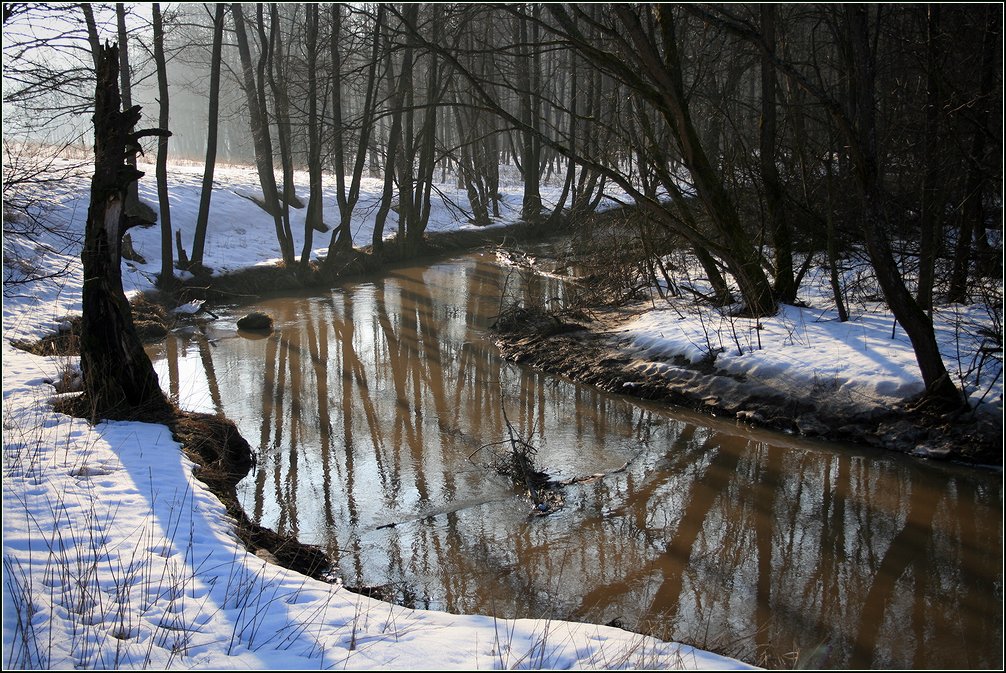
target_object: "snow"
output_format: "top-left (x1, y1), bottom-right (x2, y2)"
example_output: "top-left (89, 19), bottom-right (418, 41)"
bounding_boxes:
top-left (170, 299), bottom-right (204, 315)
top-left (3, 160), bottom-right (749, 669)
top-left (2, 382), bottom-right (746, 669)
top-left (4, 154), bottom-right (1000, 669)
top-left (616, 259), bottom-right (1003, 421)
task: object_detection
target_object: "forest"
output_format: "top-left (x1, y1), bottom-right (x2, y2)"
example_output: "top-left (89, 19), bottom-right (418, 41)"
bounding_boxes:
top-left (2, 3), bottom-right (1003, 670)
top-left (5, 3), bottom-right (1001, 410)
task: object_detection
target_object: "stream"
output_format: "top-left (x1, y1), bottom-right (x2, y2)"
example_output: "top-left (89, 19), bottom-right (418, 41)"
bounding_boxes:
top-left (148, 250), bottom-right (1003, 668)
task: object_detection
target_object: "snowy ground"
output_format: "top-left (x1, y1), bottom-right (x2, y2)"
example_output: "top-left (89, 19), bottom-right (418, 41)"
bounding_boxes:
top-left (502, 233), bottom-right (1002, 433)
top-left (5, 157), bottom-right (1002, 668)
top-left (3, 161), bottom-right (754, 669)
top-left (616, 258), bottom-right (1003, 423)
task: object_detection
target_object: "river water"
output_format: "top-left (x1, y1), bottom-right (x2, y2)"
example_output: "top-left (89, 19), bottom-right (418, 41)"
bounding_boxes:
top-left (148, 250), bottom-right (1003, 668)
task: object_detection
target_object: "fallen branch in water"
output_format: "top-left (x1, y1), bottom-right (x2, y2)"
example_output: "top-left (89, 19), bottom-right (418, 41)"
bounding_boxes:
top-left (554, 461), bottom-right (629, 487)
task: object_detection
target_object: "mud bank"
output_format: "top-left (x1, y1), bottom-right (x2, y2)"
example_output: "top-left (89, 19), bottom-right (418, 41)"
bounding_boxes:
top-left (493, 312), bottom-right (1003, 467)
top-left (163, 219), bottom-right (563, 306)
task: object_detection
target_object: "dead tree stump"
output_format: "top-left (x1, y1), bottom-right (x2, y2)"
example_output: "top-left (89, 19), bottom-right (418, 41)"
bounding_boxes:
top-left (79, 43), bottom-right (172, 418)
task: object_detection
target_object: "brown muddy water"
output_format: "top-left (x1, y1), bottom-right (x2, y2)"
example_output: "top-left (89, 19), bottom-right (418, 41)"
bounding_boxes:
top-left (148, 250), bottom-right (1003, 669)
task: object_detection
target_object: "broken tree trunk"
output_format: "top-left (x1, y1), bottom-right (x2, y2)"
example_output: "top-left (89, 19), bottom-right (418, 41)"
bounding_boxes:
top-left (80, 43), bottom-right (171, 417)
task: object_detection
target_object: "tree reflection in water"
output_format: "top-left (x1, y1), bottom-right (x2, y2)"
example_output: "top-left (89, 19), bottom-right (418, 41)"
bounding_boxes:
top-left (149, 252), bottom-right (1003, 669)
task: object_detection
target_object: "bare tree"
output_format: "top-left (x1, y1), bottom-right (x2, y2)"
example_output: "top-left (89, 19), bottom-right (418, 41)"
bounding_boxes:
top-left (114, 2), bottom-right (150, 221)
top-left (839, 6), bottom-right (963, 408)
top-left (190, 3), bottom-right (226, 270)
top-left (915, 5), bottom-right (943, 314)
top-left (759, 5), bottom-right (795, 304)
top-left (152, 2), bottom-right (173, 287)
top-left (370, 6), bottom-right (404, 252)
top-left (80, 43), bottom-right (170, 416)
top-left (231, 2), bottom-right (295, 265)
top-left (323, 3), bottom-right (384, 264)
top-left (516, 7), bottom-right (542, 223)
top-left (947, 6), bottom-right (999, 302)
top-left (264, 3), bottom-right (298, 254)
top-left (299, 2), bottom-right (322, 269)
top-left (81, 3), bottom-right (101, 68)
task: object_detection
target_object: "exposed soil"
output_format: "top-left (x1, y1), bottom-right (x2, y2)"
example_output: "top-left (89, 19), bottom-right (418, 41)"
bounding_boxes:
top-left (170, 410), bottom-right (331, 579)
top-left (166, 218), bottom-right (566, 308)
top-left (492, 309), bottom-right (1003, 467)
top-left (12, 294), bottom-right (180, 355)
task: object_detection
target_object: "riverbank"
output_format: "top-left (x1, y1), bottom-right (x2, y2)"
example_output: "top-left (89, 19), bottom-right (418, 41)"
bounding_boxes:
top-left (5, 156), bottom-right (999, 668)
top-left (8, 217), bottom-right (570, 592)
top-left (6, 161), bottom-right (760, 669)
top-left (161, 214), bottom-right (569, 305)
top-left (489, 246), bottom-right (1003, 467)
top-left (494, 309), bottom-right (1002, 466)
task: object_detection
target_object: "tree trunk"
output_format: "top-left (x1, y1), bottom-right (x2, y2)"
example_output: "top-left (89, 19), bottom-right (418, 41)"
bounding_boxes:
top-left (352, 11), bottom-right (385, 185)
top-left (301, 3), bottom-right (322, 269)
top-left (80, 44), bottom-right (169, 417)
top-left (759, 5), bottom-right (795, 303)
top-left (191, 3), bottom-right (225, 269)
top-left (231, 2), bottom-right (294, 265)
top-left (410, 45), bottom-right (441, 245)
top-left (517, 10), bottom-right (542, 222)
top-left (115, 5), bottom-right (132, 115)
top-left (916, 5), bottom-right (942, 314)
top-left (845, 6), bottom-right (962, 408)
top-left (948, 5), bottom-right (997, 301)
top-left (370, 10), bottom-right (403, 254)
top-left (115, 3), bottom-right (143, 219)
top-left (395, 6), bottom-right (419, 247)
top-left (81, 4), bottom-right (100, 68)
top-left (266, 3), bottom-right (296, 261)
top-left (454, 92), bottom-right (491, 226)
top-left (823, 129), bottom-right (849, 322)
top-left (152, 3), bottom-right (173, 288)
top-left (321, 4), bottom-right (382, 264)
top-left (328, 3), bottom-right (351, 253)
top-left (970, 6), bottom-right (997, 279)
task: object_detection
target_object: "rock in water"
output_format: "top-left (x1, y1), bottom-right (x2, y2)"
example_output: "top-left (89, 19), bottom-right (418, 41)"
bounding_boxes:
top-left (237, 312), bottom-right (273, 331)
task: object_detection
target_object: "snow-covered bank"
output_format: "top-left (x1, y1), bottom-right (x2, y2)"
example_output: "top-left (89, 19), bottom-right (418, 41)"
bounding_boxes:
top-left (493, 247), bottom-right (1003, 464)
top-left (4, 161), bottom-right (754, 668)
top-left (622, 263), bottom-right (1002, 417)
top-left (2, 371), bottom-right (751, 669)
